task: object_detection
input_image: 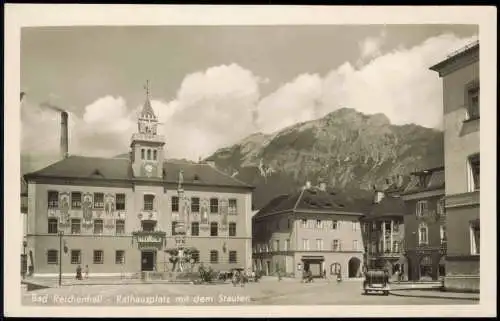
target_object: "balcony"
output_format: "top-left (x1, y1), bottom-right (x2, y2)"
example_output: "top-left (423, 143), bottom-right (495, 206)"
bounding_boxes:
top-left (131, 132), bottom-right (165, 144)
top-left (138, 211), bottom-right (158, 221)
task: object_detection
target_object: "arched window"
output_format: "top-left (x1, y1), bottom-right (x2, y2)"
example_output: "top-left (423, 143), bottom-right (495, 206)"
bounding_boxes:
top-left (153, 150), bottom-right (157, 160)
top-left (147, 149), bottom-right (151, 160)
top-left (418, 223), bottom-right (428, 245)
top-left (141, 149), bottom-right (145, 160)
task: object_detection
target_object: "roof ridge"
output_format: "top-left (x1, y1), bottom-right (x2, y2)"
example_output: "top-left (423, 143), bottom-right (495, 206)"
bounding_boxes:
top-left (206, 164), bottom-right (252, 187)
top-left (292, 187), bottom-right (306, 212)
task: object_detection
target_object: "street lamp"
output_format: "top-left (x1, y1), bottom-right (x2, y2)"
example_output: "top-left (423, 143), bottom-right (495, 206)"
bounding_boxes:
top-left (58, 231), bottom-right (67, 286)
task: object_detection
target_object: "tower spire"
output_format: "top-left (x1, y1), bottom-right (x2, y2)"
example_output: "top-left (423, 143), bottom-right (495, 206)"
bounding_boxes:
top-left (144, 80), bottom-right (150, 99)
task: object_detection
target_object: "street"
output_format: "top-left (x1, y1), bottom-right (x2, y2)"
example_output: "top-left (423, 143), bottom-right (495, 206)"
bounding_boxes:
top-left (22, 278), bottom-right (478, 306)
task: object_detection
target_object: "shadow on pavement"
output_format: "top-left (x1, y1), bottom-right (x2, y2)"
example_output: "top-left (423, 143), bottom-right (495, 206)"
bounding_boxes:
top-left (390, 291), bottom-right (480, 301)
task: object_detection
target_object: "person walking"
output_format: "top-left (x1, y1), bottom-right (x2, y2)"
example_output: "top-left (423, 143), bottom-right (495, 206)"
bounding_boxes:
top-left (76, 265), bottom-right (83, 280)
top-left (84, 265), bottom-right (89, 279)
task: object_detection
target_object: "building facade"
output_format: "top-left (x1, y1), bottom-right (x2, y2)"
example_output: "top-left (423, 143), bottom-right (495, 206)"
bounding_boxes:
top-left (430, 41), bottom-right (480, 292)
top-left (361, 188), bottom-right (406, 281)
top-left (401, 166), bottom-right (447, 282)
top-left (24, 89), bottom-right (254, 277)
top-left (252, 183), bottom-right (367, 279)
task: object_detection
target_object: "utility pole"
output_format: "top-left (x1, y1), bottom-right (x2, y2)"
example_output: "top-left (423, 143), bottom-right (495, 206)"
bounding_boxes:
top-left (59, 231), bottom-right (63, 286)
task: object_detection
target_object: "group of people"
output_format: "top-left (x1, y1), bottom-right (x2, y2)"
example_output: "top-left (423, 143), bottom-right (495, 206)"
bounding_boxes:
top-left (75, 265), bottom-right (89, 280)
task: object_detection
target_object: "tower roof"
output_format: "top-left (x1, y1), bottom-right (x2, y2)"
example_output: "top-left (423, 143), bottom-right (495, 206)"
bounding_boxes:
top-left (140, 80), bottom-right (157, 119)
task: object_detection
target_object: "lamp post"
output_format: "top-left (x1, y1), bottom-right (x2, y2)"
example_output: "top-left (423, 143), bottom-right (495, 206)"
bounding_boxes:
top-left (22, 238), bottom-right (27, 279)
top-left (58, 231), bottom-right (65, 286)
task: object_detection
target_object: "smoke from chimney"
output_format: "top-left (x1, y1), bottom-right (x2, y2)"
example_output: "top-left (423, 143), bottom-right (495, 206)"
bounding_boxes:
top-left (40, 101), bottom-right (65, 113)
top-left (60, 111), bottom-right (69, 159)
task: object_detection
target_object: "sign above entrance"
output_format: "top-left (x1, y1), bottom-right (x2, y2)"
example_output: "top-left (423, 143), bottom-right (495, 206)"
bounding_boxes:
top-left (132, 231), bottom-right (166, 249)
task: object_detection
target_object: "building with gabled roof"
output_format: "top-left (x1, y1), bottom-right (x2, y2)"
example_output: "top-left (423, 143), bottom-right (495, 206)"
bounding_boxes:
top-left (23, 84), bottom-right (254, 277)
top-left (252, 182), bottom-right (371, 279)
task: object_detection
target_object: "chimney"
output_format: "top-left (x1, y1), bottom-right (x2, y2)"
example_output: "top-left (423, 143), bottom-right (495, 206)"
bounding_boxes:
top-left (60, 111), bottom-right (69, 159)
top-left (397, 174), bottom-right (404, 188)
top-left (373, 190), bottom-right (385, 204)
top-left (318, 182), bottom-right (327, 191)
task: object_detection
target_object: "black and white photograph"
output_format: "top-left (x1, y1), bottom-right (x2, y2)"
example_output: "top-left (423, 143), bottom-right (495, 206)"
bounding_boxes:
top-left (4, 4), bottom-right (496, 318)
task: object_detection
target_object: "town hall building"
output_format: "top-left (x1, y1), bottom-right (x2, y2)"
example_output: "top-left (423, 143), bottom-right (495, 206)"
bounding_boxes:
top-left (23, 85), bottom-right (254, 277)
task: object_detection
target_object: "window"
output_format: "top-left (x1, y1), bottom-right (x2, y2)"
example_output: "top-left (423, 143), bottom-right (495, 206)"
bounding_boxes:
top-left (316, 220), bottom-right (322, 228)
top-left (141, 221), bottom-right (156, 232)
top-left (93, 219), bottom-right (104, 234)
top-left (210, 222), bottom-right (218, 236)
top-left (171, 221), bottom-right (179, 235)
top-left (71, 192), bottom-right (82, 209)
top-left (418, 223), bottom-right (428, 245)
top-left (71, 219), bottom-right (81, 234)
top-left (191, 222), bottom-right (199, 236)
top-left (301, 219), bottom-right (307, 228)
top-left (191, 197), bottom-right (200, 213)
top-left (416, 200), bottom-right (428, 217)
top-left (115, 193), bottom-right (126, 211)
top-left (332, 239), bottom-right (340, 251)
top-left (48, 191), bottom-right (59, 209)
top-left (352, 221), bottom-right (359, 231)
top-left (331, 220), bottom-right (338, 230)
top-left (141, 149), bottom-right (145, 160)
top-left (210, 250), bottom-right (218, 263)
top-left (210, 198), bottom-right (219, 213)
top-left (144, 194), bottom-right (155, 211)
top-left (48, 218), bottom-right (58, 234)
top-left (302, 239), bottom-right (309, 250)
top-left (71, 250), bottom-right (81, 265)
top-left (440, 225), bottom-right (447, 244)
top-left (470, 223), bottom-right (480, 255)
top-left (228, 199), bottom-right (237, 215)
top-left (47, 250), bottom-right (58, 264)
top-left (353, 240), bottom-right (359, 251)
top-left (437, 197), bottom-right (445, 217)
top-left (191, 250), bottom-right (200, 263)
top-left (147, 149), bottom-right (151, 160)
top-left (115, 250), bottom-right (125, 264)
top-left (393, 222), bottom-right (400, 232)
top-left (285, 239), bottom-right (290, 251)
top-left (392, 241), bottom-right (400, 253)
top-left (171, 196), bottom-right (179, 212)
top-left (153, 150), bottom-right (157, 161)
top-left (229, 222), bottom-right (236, 236)
top-left (468, 154), bottom-right (480, 191)
top-left (93, 250), bottom-right (104, 264)
top-left (466, 83), bottom-right (479, 120)
top-left (384, 221), bottom-right (391, 232)
top-left (274, 240), bottom-right (280, 251)
top-left (93, 193), bottom-right (104, 209)
top-left (115, 220), bottom-right (125, 235)
top-left (229, 251), bottom-right (237, 264)
top-left (316, 239), bottom-right (323, 250)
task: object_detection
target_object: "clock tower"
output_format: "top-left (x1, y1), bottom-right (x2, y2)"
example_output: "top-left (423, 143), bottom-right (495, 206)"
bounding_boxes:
top-left (130, 81), bottom-right (165, 178)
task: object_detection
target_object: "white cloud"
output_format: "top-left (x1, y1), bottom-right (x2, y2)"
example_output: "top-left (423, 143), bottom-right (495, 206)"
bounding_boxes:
top-left (21, 33), bottom-right (478, 165)
top-left (359, 29), bottom-right (388, 62)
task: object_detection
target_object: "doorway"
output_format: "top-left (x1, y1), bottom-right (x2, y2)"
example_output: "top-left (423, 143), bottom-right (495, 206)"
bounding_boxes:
top-left (141, 250), bottom-right (156, 271)
top-left (348, 257), bottom-right (361, 278)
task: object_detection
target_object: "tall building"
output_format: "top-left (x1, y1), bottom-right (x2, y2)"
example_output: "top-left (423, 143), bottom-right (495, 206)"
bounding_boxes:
top-left (23, 84), bottom-right (254, 276)
top-left (430, 41), bottom-right (480, 292)
top-left (252, 183), bottom-right (368, 279)
top-left (361, 177), bottom-right (407, 280)
top-left (401, 166), bottom-right (446, 282)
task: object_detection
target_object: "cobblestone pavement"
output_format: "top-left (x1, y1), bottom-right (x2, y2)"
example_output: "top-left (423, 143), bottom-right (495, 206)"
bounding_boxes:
top-left (22, 278), bottom-right (478, 306)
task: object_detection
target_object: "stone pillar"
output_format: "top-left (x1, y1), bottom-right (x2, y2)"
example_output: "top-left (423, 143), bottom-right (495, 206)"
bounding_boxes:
top-left (390, 220), bottom-right (394, 253)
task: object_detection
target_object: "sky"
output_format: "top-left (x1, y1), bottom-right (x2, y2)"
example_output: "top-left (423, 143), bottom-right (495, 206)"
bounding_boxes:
top-left (21, 24), bottom-right (478, 171)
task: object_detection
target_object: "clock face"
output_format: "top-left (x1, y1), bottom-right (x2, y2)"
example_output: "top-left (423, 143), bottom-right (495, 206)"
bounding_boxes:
top-left (145, 164), bottom-right (153, 173)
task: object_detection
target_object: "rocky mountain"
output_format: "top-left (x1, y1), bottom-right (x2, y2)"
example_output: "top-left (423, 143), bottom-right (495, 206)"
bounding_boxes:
top-left (206, 107), bottom-right (444, 210)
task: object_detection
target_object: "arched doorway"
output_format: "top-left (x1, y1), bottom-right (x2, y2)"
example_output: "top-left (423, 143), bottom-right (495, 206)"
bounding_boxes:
top-left (348, 257), bottom-right (361, 278)
top-left (419, 255), bottom-right (433, 280)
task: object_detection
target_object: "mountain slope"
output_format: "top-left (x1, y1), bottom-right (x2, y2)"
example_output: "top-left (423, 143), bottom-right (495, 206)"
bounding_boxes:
top-left (206, 108), bottom-right (443, 210)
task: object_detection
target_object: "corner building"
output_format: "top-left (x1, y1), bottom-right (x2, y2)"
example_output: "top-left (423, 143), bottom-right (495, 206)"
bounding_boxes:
top-left (24, 90), bottom-right (254, 276)
top-left (430, 41), bottom-right (480, 292)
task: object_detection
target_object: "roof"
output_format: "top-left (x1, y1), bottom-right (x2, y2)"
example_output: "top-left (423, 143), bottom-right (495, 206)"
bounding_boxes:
top-left (402, 166), bottom-right (445, 195)
top-left (23, 156), bottom-right (253, 189)
top-left (429, 40), bottom-right (479, 73)
top-left (140, 98), bottom-right (157, 119)
top-left (363, 195), bottom-right (405, 221)
top-left (383, 176), bottom-right (412, 196)
top-left (254, 186), bottom-right (372, 219)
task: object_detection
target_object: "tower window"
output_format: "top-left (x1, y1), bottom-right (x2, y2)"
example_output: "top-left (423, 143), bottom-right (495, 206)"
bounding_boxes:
top-left (147, 149), bottom-right (151, 160)
top-left (141, 149), bottom-right (145, 160)
top-left (153, 150), bottom-right (157, 160)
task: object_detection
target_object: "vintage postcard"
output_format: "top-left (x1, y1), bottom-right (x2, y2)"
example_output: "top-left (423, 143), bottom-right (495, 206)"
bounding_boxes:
top-left (3, 4), bottom-right (497, 318)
